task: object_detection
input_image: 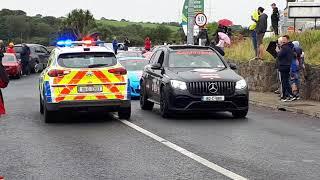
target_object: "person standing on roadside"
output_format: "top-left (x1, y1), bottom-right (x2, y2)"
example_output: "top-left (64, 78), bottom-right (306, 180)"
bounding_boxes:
top-left (256, 7), bottom-right (268, 60)
top-left (0, 41), bottom-right (9, 116)
top-left (20, 44), bottom-right (30, 76)
top-left (6, 42), bottom-right (16, 54)
top-left (271, 3), bottom-right (280, 36)
top-left (277, 35), bottom-right (295, 102)
top-left (144, 37), bottom-right (151, 51)
top-left (249, 10), bottom-right (260, 59)
top-left (124, 37), bottom-right (130, 51)
top-left (112, 37), bottom-right (118, 55)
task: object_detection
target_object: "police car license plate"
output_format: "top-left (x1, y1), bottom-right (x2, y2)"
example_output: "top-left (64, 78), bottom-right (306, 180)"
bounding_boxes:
top-left (201, 96), bottom-right (225, 102)
top-left (78, 85), bottom-right (103, 93)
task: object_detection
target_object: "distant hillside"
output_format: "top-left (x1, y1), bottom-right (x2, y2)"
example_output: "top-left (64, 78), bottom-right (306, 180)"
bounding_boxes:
top-left (97, 19), bottom-right (180, 32)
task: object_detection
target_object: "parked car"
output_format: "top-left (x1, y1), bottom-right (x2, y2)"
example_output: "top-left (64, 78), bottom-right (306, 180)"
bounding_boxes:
top-left (117, 51), bottom-right (143, 58)
top-left (14, 44), bottom-right (50, 73)
top-left (118, 57), bottom-right (149, 98)
top-left (2, 53), bottom-right (22, 79)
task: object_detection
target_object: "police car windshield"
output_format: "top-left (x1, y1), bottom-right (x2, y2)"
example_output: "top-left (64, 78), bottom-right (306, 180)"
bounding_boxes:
top-left (169, 50), bottom-right (226, 68)
top-left (58, 52), bottom-right (117, 68)
top-left (119, 59), bottom-right (148, 71)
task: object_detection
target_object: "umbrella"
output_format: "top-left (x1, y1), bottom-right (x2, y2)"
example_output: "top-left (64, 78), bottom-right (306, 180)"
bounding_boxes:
top-left (218, 19), bottom-right (233, 27)
top-left (218, 32), bottom-right (231, 45)
top-left (266, 41), bottom-right (278, 59)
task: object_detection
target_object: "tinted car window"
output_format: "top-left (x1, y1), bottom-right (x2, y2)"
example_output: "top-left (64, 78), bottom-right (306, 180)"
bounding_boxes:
top-left (150, 50), bottom-right (162, 64)
top-left (169, 50), bottom-right (226, 68)
top-left (119, 59), bottom-right (148, 71)
top-left (14, 46), bottom-right (23, 53)
top-left (57, 52), bottom-right (117, 68)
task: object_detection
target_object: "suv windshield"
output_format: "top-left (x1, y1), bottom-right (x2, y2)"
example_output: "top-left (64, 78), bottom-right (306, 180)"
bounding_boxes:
top-left (119, 59), bottom-right (148, 71)
top-left (169, 49), bottom-right (226, 68)
top-left (58, 52), bottom-right (116, 68)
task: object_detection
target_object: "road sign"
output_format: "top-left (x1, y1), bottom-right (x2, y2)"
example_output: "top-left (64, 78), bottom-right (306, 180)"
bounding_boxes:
top-left (195, 13), bottom-right (207, 27)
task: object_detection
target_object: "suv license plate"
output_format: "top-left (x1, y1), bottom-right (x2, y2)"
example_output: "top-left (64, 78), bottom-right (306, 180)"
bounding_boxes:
top-left (78, 85), bottom-right (103, 93)
top-left (202, 96), bottom-right (225, 102)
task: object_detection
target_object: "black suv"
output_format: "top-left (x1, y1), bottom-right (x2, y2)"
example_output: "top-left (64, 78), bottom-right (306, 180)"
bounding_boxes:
top-left (14, 44), bottom-right (50, 73)
top-left (140, 45), bottom-right (249, 118)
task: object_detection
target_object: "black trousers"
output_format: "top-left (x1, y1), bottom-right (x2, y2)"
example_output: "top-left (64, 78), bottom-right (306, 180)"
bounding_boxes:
top-left (22, 62), bottom-right (29, 75)
top-left (280, 70), bottom-right (293, 98)
top-left (272, 23), bottom-right (279, 35)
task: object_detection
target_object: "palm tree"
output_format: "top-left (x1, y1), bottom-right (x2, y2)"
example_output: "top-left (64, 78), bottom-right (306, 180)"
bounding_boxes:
top-left (63, 9), bottom-right (96, 39)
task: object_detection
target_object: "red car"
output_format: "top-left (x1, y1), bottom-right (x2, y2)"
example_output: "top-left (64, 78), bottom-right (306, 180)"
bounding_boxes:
top-left (2, 53), bottom-right (22, 79)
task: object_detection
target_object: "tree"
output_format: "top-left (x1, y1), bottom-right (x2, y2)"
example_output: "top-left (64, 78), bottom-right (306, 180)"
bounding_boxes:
top-left (62, 9), bottom-right (96, 39)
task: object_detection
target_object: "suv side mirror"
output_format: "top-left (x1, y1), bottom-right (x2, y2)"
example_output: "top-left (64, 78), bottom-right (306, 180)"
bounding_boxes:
top-left (151, 63), bottom-right (162, 70)
top-left (229, 63), bottom-right (237, 70)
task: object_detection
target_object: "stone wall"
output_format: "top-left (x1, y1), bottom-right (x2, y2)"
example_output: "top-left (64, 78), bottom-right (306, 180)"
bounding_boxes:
top-left (229, 60), bottom-right (320, 101)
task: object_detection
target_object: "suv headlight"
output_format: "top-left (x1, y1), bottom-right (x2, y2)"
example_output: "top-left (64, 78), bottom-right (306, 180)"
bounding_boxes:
top-left (235, 79), bottom-right (247, 90)
top-left (170, 80), bottom-right (187, 90)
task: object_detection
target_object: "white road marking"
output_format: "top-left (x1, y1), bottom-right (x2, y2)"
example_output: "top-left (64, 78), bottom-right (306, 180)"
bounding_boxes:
top-left (120, 120), bottom-right (248, 180)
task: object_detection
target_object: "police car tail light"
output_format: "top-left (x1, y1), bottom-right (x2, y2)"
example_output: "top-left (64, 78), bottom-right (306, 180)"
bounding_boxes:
top-left (108, 68), bottom-right (127, 75)
top-left (48, 69), bottom-right (70, 77)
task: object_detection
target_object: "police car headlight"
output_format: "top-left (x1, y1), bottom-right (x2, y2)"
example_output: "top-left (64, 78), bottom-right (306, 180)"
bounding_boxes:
top-left (235, 79), bottom-right (247, 90)
top-left (170, 80), bottom-right (187, 90)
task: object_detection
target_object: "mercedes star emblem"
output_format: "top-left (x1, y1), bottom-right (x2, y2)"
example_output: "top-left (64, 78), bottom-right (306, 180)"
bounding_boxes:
top-left (208, 83), bottom-right (218, 94)
top-left (86, 71), bottom-right (93, 76)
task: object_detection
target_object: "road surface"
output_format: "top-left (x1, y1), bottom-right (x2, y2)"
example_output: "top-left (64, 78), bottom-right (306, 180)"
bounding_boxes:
top-left (0, 74), bottom-right (320, 179)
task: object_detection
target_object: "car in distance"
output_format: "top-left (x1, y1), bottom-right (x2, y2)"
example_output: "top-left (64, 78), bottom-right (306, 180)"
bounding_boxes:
top-left (14, 44), bottom-right (50, 73)
top-left (2, 53), bottom-right (22, 79)
top-left (140, 45), bottom-right (248, 118)
top-left (118, 57), bottom-right (148, 98)
top-left (117, 51), bottom-right (143, 58)
top-left (39, 41), bottom-right (131, 123)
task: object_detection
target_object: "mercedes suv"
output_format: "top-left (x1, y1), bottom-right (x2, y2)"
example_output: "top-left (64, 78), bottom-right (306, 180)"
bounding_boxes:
top-left (140, 45), bottom-right (249, 118)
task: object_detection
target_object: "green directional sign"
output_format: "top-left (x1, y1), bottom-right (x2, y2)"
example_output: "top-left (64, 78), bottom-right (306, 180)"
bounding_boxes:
top-left (181, 0), bottom-right (204, 35)
top-left (182, 0), bottom-right (204, 25)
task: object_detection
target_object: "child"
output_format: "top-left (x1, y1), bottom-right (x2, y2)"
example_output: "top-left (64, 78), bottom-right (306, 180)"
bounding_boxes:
top-left (291, 41), bottom-right (305, 100)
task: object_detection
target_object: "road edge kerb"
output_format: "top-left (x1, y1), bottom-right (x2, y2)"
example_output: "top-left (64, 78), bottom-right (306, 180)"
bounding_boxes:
top-left (249, 100), bottom-right (320, 119)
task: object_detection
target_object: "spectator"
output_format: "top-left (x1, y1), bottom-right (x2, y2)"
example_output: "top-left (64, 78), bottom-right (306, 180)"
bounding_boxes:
top-left (271, 3), bottom-right (280, 36)
top-left (6, 42), bottom-right (16, 54)
top-left (112, 37), bottom-right (118, 54)
top-left (124, 37), bottom-right (130, 51)
top-left (198, 28), bottom-right (209, 46)
top-left (0, 47), bottom-right (9, 116)
top-left (256, 7), bottom-right (268, 60)
top-left (290, 41), bottom-right (305, 100)
top-left (0, 40), bottom-right (5, 61)
top-left (144, 37), bottom-right (151, 51)
top-left (20, 44), bottom-right (30, 76)
top-left (276, 35), bottom-right (295, 102)
top-left (249, 10), bottom-right (259, 59)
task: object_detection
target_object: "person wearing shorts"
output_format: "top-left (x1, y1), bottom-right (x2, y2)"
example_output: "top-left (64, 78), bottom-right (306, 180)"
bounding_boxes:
top-left (256, 7), bottom-right (268, 59)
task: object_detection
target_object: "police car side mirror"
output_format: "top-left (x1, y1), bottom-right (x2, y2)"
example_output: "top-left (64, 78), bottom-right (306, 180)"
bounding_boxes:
top-left (151, 63), bottom-right (162, 70)
top-left (229, 63), bottom-right (237, 70)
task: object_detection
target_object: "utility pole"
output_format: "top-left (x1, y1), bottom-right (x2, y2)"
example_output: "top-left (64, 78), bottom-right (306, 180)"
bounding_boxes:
top-left (187, 0), bottom-right (195, 45)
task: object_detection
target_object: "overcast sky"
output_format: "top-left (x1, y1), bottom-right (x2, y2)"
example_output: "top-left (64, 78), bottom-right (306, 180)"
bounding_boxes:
top-left (1, 0), bottom-right (286, 26)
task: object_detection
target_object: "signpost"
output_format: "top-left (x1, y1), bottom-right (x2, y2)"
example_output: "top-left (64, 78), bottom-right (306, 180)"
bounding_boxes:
top-left (182, 0), bottom-right (204, 43)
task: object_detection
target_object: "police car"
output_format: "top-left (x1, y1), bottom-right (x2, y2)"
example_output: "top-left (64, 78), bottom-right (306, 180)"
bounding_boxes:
top-left (39, 40), bottom-right (131, 123)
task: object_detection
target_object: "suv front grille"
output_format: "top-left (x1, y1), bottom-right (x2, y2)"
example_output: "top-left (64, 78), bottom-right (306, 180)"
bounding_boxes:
top-left (187, 81), bottom-right (236, 96)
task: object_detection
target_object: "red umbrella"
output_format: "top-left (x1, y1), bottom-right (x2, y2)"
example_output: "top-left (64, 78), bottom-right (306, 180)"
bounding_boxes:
top-left (218, 19), bottom-right (234, 27)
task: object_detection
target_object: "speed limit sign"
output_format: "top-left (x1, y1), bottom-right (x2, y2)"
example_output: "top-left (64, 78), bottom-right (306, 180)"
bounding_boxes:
top-left (195, 13), bottom-right (207, 27)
